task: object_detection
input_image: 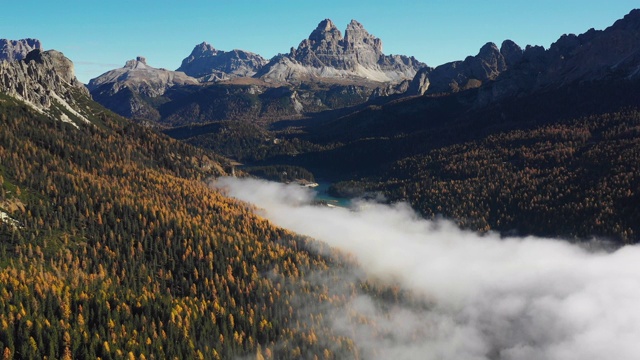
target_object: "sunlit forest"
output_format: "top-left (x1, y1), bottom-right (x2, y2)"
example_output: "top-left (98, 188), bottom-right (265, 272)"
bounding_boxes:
top-left (0, 94), bottom-right (379, 359)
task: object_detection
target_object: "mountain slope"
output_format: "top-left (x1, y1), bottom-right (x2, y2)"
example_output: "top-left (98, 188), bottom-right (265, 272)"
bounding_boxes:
top-left (88, 56), bottom-right (199, 120)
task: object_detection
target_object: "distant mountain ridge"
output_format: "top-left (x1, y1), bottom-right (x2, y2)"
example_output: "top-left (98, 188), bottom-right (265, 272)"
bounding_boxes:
top-left (409, 40), bottom-right (522, 95)
top-left (409, 8), bottom-right (640, 102)
top-left (84, 10), bottom-right (640, 128)
top-left (88, 56), bottom-right (198, 97)
top-left (87, 56), bottom-right (199, 120)
top-left (86, 18), bottom-right (426, 122)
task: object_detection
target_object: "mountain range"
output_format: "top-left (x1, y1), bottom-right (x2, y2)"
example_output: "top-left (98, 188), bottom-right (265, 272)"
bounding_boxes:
top-left (86, 19), bottom-right (426, 122)
top-left (84, 11), bottom-right (640, 128)
top-left (409, 9), bottom-right (640, 102)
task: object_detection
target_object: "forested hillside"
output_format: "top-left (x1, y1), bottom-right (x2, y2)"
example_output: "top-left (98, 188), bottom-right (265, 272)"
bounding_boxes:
top-left (232, 79), bottom-right (640, 244)
top-left (0, 94), bottom-right (365, 359)
top-left (371, 110), bottom-right (640, 243)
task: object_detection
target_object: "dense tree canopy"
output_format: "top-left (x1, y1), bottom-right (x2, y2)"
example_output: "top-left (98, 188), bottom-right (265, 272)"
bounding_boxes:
top-left (0, 95), bottom-right (373, 359)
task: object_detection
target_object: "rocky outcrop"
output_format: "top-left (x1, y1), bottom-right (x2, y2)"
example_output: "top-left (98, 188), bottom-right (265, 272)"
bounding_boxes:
top-left (407, 67), bottom-right (431, 95)
top-left (0, 49), bottom-right (91, 127)
top-left (370, 79), bottom-right (411, 99)
top-left (177, 42), bottom-right (267, 82)
top-left (0, 38), bottom-right (41, 62)
top-left (257, 19), bottom-right (426, 84)
top-left (411, 41), bottom-right (518, 95)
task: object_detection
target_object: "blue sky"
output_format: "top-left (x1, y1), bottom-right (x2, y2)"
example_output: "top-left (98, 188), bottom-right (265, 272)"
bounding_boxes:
top-left (1, 1), bottom-right (638, 83)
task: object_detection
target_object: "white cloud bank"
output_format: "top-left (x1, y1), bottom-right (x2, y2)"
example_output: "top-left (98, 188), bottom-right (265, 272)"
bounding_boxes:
top-left (214, 177), bottom-right (640, 360)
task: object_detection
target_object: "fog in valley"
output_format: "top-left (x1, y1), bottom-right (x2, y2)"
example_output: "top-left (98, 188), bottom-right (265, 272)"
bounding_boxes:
top-left (214, 177), bottom-right (640, 360)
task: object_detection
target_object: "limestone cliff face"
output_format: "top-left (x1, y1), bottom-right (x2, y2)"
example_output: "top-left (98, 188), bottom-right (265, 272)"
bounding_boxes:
top-left (0, 48), bottom-right (92, 127)
top-left (177, 42), bottom-right (267, 82)
top-left (0, 38), bottom-right (42, 62)
top-left (257, 19), bottom-right (425, 84)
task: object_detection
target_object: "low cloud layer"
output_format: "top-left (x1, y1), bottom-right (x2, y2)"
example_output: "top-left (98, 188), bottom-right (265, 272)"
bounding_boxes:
top-left (214, 177), bottom-right (640, 360)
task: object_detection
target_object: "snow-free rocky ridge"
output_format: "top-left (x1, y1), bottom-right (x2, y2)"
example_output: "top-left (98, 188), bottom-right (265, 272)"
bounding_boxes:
top-left (257, 19), bottom-right (426, 84)
top-left (177, 42), bottom-right (267, 82)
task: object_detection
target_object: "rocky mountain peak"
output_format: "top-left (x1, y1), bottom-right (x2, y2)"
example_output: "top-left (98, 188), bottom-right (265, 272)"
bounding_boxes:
top-left (0, 38), bottom-right (42, 62)
top-left (177, 42), bottom-right (267, 81)
top-left (411, 41), bottom-right (514, 95)
top-left (409, 9), bottom-right (640, 104)
top-left (88, 56), bottom-right (199, 120)
top-left (20, 49), bottom-right (83, 87)
top-left (188, 42), bottom-right (220, 58)
top-left (477, 42), bottom-right (500, 58)
top-left (124, 56), bottom-right (149, 69)
top-left (500, 40), bottom-right (523, 67)
top-left (89, 56), bottom-right (198, 97)
top-left (473, 42), bottom-right (507, 78)
top-left (259, 18), bottom-right (425, 84)
top-left (344, 19), bottom-right (382, 53)
top-left (347, 19), bottom-right (363, 29)
top-left (309, 19), bottom-right (342, 42)
top-left (303, 18), bottom-right (344, 53)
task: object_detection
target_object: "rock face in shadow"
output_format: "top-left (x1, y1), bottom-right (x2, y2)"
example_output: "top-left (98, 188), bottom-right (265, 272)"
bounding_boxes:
top-left (257, 19), bottom-right (426, 84)
top-left (0, 38), bottom-right (42, 62)
top-left (409, 41), bottom-right (520, 96)
top-left (409, 9), bottom-right (640, 103)
top-left (177, 42), bottom-right (267, 82)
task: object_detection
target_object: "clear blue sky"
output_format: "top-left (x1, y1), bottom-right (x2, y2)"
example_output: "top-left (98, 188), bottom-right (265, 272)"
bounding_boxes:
top-left (1, 1), bottom-right (638, 83)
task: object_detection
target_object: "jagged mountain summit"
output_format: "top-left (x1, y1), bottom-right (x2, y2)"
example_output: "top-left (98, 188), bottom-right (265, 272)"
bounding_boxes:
top-left (177, 42), bottom-right (267, 82)
top-left (409, 8), bottom-right (640, 101)
top-left (0, 47), bottom-right (92, 127)
top-left (257, 19), bottom-right (426, 84)
top-left (0, 38), bottom-right (42, 62)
